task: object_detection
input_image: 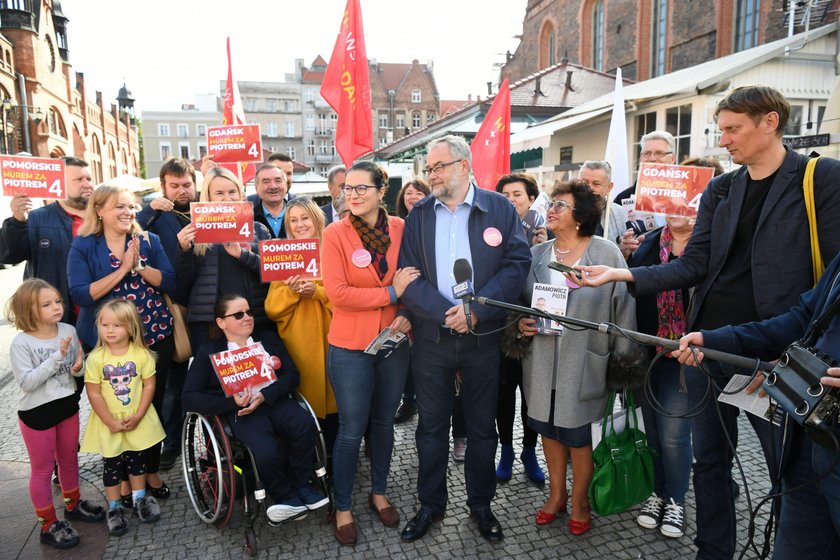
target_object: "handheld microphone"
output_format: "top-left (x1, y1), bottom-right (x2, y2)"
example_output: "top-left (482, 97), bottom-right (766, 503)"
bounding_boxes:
top-left (452, 258), bottom-right (474, 329)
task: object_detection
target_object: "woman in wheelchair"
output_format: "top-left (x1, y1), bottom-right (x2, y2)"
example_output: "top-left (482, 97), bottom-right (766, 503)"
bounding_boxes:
top-left (182, 294), bottom-right (329, 523)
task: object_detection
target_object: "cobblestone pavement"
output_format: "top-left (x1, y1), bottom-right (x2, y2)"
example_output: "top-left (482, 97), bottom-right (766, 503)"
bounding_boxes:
top-left (0, 264), bottom-right (775, 559)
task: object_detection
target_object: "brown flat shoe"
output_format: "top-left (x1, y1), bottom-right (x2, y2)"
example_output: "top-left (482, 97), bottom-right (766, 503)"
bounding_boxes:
top-left (335, 517), bottom-right (357, 546)
top-left (368, 493), bottom-right (400, 528)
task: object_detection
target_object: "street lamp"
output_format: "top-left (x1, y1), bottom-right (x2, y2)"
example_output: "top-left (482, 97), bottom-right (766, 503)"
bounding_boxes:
top-left (0, 101), bottom-right (44, 154)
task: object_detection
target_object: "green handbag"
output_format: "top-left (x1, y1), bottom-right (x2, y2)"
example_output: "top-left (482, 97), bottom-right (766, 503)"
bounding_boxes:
top-left (588, 391), bottom-right (655, 516)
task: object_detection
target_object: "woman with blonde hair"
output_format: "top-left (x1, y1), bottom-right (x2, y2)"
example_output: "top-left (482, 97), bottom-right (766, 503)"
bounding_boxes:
top-left (175, 166), bottom-right (272, 352)
top-left (264, 196), bottom-right (338, 462)
top-left (68, 184), bottom-right (176, 501)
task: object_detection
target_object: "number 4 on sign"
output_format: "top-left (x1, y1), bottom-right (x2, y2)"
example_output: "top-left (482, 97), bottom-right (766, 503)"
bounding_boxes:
top-left (306, 259), bottom-right (318, 276)
top-left (247, 143), bottom-right (259, 158)
top-left (239, 222), bottom-right (251, 239)
top-left (688, 192), bottom-right (702, 210)
top-left (48, 179), bottom-right (63, 198)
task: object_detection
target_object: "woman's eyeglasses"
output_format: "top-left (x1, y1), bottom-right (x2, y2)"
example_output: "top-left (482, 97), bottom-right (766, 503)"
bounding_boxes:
top-left (222, 310), bottom-right (254, 320)
top-left (546, 200), bottom-right (575, 212)
top-left (341, 184), bottom-right (373, 196)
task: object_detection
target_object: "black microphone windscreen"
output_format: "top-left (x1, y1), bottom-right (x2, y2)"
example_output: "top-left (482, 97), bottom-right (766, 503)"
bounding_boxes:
top-left (453, 258), bottom-right (472, 284)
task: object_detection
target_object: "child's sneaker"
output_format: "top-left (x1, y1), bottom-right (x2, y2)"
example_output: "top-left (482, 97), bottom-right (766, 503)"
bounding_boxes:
top-left (65, 499), bottom-right (105, 522)
top-left (40, 520), bottom-right (80, 549)
top-left (135, 496), bottom-right (161, 524)
top-left (107, 508), bottom-right (129, 537)
top-left (298, 484), bottom-right (329, 511)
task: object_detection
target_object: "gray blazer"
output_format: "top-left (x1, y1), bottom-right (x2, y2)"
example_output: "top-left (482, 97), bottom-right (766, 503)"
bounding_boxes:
top-left (522, 237), bottom-right (637, 429)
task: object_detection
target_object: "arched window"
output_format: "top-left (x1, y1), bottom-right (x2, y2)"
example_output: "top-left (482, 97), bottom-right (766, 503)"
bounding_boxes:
top-left (651, 0), bottom-right (668, 77)
top-left (539, 20), bottom-right (556, 70)
top-left (734, 0), bottom-right (760, 52)
top-left (90, 134), bottom-right (102, 184)
top-left (47, 107), bottom-right (66, 138)
top-left (592, 1), bottom-right (605, 71)
top-left (120, 149), bottom-right (128, 175)
top-left (107, 143), bottom-right (117, 179)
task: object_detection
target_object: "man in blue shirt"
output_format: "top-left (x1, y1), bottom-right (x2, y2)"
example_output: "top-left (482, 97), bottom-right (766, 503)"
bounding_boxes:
top-left (398, 135), bottom-right (531, 543)
top-left (252, 164), bottom-right (290, 239)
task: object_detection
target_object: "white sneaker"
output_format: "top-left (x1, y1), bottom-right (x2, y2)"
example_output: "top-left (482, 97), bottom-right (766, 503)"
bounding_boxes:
top-left (637, 493), bottom-right (664, 529)
top-left (267, 502), bottom-right (308, 523)
top-left (660, 498), bottom-right (685, 538)
top-left (451, 437), bottom-right (467, 462)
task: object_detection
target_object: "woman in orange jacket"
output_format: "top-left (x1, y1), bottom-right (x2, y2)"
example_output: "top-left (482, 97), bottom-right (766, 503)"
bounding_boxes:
top-left (322, 161), bottom-right (419, 546)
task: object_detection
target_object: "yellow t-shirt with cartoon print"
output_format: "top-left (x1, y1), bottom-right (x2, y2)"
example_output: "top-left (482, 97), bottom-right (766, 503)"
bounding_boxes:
top-left (80, 345), bottom-right (165, 458)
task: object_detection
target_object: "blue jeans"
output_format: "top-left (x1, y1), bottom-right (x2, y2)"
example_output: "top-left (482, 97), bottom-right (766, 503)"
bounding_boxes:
top-left (327, 343), bottom-right (409, 511)
top-left (688, 363), bottom-right (740, 560)
top-left (773, 428), bottom-right (840, 559)
top-left (412, 333), bottom-right (500, 513)
top-left (640, 358), bottom-right (693, 503)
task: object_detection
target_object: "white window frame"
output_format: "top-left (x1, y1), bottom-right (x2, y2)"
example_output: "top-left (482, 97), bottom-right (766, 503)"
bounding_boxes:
top-left (411, 89), bottom-right (421, 103)
top-left (160, 142), bottom-right (171, 160)
top-left (158, 123), bottom-right (170, 136)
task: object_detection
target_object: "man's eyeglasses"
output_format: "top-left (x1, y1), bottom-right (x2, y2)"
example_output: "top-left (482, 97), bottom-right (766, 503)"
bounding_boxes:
top-left (341, 184), bottom-right (373, 196)
top-left (423, 159), bottom-right (463, 176)
top-left (640, 150), bottom-right (673, 159)
top-left (547, 200), bottom-right (575, 212)
top-left (222, 310), bottom-right (254, 320)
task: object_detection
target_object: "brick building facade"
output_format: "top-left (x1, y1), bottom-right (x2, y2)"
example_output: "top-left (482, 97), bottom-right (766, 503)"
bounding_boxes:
top-left (502, 0), bottom-right (839, 83)
top-left (0, 0), bottom-right (140, 182)
top-left (369, 59), bottom-right (439, 150)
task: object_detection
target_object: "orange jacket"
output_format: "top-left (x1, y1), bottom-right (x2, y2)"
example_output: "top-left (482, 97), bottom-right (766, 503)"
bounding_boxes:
top-left (322, 216), bottom-right (405, 350)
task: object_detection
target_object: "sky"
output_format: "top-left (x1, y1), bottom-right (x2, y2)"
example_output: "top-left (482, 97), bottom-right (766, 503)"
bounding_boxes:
top-left (65, 0), bottom-right (527, 115)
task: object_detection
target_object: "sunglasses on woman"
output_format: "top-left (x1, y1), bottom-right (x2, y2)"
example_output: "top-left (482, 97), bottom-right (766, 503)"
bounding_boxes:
top-left (222, 310), bottom-right (254, 320)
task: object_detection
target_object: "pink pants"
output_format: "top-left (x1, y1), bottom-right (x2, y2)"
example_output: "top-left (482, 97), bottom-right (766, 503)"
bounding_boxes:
top-left (18, 413), bottom-right (80, 510)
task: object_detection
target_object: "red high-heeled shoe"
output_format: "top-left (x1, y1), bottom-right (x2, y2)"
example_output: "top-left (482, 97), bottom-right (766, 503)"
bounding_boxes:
top-left (569, 516), bottom-right (592, 536)
top-left (535, 495), bottom-right (568, 526)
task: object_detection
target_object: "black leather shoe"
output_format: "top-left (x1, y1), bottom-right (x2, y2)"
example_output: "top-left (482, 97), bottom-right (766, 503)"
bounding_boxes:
top-left (472, 509), bottom-right (504, 542)
top-left (400, 508), bottom-right (444, 542)
top-left (394, 400), bottom-right (418, 424)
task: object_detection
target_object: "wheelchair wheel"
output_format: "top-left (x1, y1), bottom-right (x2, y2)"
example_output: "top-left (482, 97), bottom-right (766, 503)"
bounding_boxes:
top-left (294, 393), bottom-right (333, 513)
top-left (182, 412), bottom-right (237, 526)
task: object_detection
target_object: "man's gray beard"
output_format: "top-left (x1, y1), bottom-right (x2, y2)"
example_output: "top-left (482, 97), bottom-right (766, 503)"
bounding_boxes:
top-left (65, 196), bottom-right (88, 210)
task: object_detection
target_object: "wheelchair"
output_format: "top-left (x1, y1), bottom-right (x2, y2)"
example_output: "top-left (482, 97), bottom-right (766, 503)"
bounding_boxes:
top-left (181, 393), bottom-right (332, 556)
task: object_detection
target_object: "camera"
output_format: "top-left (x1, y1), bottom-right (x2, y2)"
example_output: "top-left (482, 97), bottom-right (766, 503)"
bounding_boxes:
top-left (763, 342), bottom-right (840, 448)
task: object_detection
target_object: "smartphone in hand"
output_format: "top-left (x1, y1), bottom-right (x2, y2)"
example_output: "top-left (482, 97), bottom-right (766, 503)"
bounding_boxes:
top-left (548, 261), bottom-right (583, 280)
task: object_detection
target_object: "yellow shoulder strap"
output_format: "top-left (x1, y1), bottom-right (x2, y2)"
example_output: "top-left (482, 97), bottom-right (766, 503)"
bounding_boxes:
top-left (803, 156), bottom-right (823, 285)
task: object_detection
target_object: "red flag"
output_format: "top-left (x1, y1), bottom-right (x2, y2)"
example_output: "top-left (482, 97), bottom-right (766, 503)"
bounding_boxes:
top-left (320, 0), bottom-right (373, 167)
top-left (470, 79), bottom-right (511, 190)
top-left (222, 37), bottom-right (255, 184)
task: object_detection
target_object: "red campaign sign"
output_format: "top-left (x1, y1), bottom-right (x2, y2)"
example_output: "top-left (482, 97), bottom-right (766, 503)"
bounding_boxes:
top-left (259, 238), bottom-right (321, 282)
top-left (210, 342), bottom-right (278, 397)
top-left (206, 124), bottom-right (262, 163)
top-left (0, 155), bottom-right (65, 199)
top-left (191, 201), bottom-right (254, 244)
top-left (633, 163), bottom-right (715, 217)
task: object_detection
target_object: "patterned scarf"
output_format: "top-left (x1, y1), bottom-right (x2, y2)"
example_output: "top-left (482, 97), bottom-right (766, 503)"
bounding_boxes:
top-left (350, 208), bottom-right (391, 280)
top-left (656, 226), bottom-right (687, 351)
